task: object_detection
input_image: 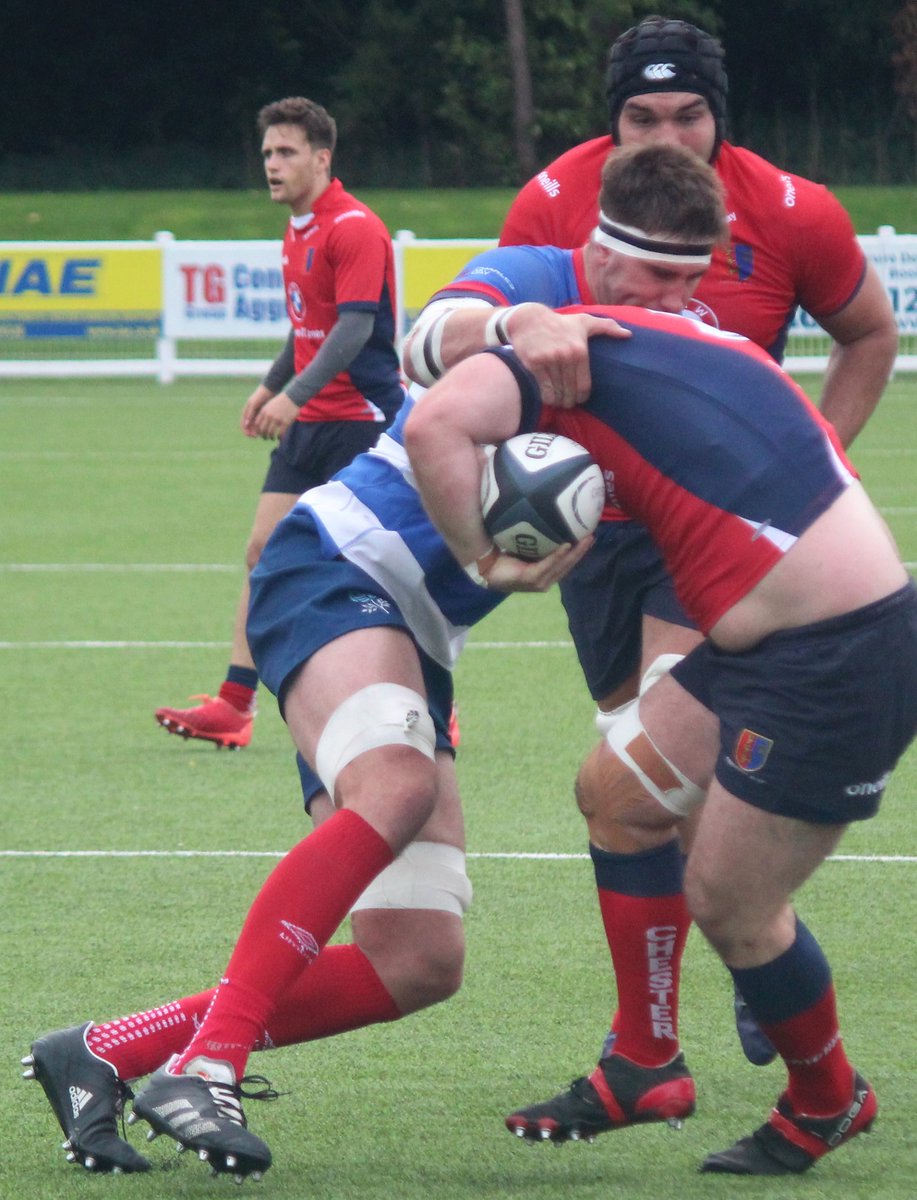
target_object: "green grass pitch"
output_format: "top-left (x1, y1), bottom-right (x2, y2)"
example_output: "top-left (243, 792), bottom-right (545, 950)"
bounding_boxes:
top-left (1, 373), bottom-right (915, 1199)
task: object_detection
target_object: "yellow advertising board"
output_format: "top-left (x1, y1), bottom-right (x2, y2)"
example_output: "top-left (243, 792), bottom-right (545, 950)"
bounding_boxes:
top-left (398, 239), bottom-right (495, 327)
top-left (0, 244), bottom-right (161, 339)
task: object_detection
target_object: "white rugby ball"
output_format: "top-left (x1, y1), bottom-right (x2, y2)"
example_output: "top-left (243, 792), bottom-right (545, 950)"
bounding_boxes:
top-left (480, 432), bottom-right (605, 561)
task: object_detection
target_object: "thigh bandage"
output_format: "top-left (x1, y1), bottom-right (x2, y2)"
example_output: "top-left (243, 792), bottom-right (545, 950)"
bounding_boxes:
top-left (315, 683), bottom-right (436, 800)
top-left (597, 654), bottom-right (704, 817)
top-left (351, 841), bottom-right (473, 916)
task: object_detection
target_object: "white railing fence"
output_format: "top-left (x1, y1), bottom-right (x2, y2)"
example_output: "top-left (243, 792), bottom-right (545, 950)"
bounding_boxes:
top-left (1, 228), bottom-right (915, 380)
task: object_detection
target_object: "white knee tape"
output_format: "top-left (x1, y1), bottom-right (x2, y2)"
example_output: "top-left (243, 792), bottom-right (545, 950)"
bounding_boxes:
top-left (594, 653), bottom-right (685, 736)
top-left (315, 683), bottom-right (436, 800)
top-left (639, 653), bottom-right (685, 694)
top-left (602, 693), bottom-right (704, 817)
top-left (350, 841), bottom-right (473, 916)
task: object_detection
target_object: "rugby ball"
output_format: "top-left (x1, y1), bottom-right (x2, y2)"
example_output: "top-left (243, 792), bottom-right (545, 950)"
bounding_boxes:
top-left (480, 432), bottom-right (605, 561)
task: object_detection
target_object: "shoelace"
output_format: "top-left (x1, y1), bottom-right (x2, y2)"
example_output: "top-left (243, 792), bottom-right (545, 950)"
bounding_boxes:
top-left (207, 1075), bottom-right (281, 1125)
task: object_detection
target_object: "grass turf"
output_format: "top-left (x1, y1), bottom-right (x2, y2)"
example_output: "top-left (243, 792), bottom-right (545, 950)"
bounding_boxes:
top-left (1, 373), bottom-right (915, 1199)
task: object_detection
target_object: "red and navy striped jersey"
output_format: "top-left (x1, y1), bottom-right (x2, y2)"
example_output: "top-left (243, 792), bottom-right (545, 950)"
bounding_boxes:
top-left (282, 178), bottom-right (403, 423)
top-left (507, 307), bottom-right (856, 633)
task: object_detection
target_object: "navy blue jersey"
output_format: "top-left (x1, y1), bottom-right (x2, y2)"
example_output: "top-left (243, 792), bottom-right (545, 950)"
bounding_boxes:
top-left (501, 306), bottom-right (855, 633)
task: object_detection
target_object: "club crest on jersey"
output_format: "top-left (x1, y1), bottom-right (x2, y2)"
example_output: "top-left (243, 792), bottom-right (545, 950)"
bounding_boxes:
top-left (734, 728), bottom-right (773, 772)
top-left (727, 244), bottom-right (754, 282)
top-left (288, 282), bottom-right (305, 319)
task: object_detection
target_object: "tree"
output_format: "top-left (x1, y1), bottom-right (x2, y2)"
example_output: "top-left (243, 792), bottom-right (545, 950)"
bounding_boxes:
top-left (503, 0), bottom-right (536, 179)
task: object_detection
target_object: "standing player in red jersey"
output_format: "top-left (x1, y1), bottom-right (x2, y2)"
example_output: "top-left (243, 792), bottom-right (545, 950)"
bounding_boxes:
top-left (499, 14), bottom-right (900, 1071)
top-left (155, 97), bottom-right (405, 750)
top-left (501, 17), bottom-right (897, 446)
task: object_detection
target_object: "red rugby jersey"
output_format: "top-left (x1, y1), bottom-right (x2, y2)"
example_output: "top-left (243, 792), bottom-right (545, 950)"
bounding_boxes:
top-left (500, 137), bottom-right (867, 362)
top-left (282, 178), bottom-right (402, 423)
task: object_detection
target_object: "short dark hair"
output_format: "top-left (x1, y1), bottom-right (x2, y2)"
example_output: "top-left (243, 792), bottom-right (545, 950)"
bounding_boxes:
top-left (605, 17), bottom-right (728, 159)
top-left (256, 97), bottom-right (337, 154)
top-left (599, 143), bottom-right (727, 246)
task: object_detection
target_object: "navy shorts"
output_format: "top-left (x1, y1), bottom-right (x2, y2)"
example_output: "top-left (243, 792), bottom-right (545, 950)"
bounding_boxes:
top-left (248, 504), bottom-right (455, 774)
top-left (671, 581), bottom-right (917, 823)
top-left (559, 520), bottom-right (694, 700)
top-left (261, 419), bottom-right (387, 494)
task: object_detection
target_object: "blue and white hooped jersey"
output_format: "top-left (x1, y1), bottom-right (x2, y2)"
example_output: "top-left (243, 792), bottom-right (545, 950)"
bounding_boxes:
top-left (428, 244), bottom-right (592, 309)
top-left (295, 386), bottom-right (503, 671)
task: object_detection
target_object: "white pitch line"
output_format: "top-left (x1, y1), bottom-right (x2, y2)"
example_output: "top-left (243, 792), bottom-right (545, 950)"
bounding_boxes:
top-left (0, 640), bottom-right (574, 651)
top-left (0, 641), bottom-right (231, 649)
top-left (3, 555), bottom-right (916, 575)
top-left (0, 849), bottom-right (912, 863)
top-left (0, 563), bottom-right (238, 573)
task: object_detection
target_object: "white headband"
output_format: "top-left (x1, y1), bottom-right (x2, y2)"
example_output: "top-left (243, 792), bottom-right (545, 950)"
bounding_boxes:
top-left (593, 213), bottom-right (713, 266)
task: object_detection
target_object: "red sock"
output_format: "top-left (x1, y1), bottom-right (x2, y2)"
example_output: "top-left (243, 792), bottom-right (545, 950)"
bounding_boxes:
top-left (172, 809), bottom-right (394, 1078)
top-left (730, 920), bottom-right (854, 1116)
top-left (85, 944), bottom-right (400, 1080)
top-left (86, 993), bottom-right (214, 1081)
top-left (762, 985), bottom-right (853, 1115)
top-left (219, 680), bottom-right (256, 714)
top-left (264, 944), bottom-right (400, 1045)
top-left (591, 840), bottom-right (689, 1067)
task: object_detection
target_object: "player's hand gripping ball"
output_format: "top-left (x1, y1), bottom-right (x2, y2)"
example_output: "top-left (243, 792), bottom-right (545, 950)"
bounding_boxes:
top-left (481, 432), bottom-right (605, 560)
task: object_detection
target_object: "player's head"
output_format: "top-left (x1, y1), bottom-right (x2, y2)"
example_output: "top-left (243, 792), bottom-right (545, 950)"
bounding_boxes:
top-left (257, 97), bottom-right (337, 154)
top-left (585, 143), bottom-right (727, 312)
top-left (605, 16), bottom-right (728, 162)
top-left (257, 97), bottom-right (336, 214)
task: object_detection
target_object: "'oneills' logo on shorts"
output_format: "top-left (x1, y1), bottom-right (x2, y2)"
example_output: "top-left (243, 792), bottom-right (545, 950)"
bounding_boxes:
top-left (733, 728), bottom-right (773, 772)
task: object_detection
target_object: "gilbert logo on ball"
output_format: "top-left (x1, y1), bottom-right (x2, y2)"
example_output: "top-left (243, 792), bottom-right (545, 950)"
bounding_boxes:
top-left (481, 433), bottom-right (605, 560)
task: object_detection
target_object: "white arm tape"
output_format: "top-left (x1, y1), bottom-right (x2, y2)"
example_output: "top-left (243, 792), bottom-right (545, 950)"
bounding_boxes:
top-left (350, 840), bottom-right (472, 916)
top-left (483, 301), bottom-right (540, 347)
top-left (315, 683), bottom-right (436, 800)
top-left (405, 297), bottom-right (492, 386)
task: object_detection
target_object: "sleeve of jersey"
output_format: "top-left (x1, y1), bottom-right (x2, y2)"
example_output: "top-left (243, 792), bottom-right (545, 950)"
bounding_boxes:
top-left (793, 183), bottom-right (867, 319)
top-left (499, 180), bottom-right (554, 247)
top-left (330, 217), bottom-right (390, 311)
top-left (431, 247), bottom-right (556, 308)
top-left (481, 347), bottom-right (542, 432)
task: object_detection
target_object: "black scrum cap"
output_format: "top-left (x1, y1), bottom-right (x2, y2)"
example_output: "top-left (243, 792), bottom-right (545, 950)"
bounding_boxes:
top-left (605, 17), bottom-right (728, 159)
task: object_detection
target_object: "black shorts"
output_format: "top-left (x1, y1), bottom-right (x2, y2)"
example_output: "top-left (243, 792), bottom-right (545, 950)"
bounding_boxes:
top-left (559, 520), bottom-right (695, 700)
top-left (671, 581), bottom-right (917, 823)
top-left (261, 419), bottom-right (388, 495)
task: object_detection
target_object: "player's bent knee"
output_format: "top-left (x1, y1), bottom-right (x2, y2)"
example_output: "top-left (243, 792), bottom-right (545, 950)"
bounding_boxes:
top-left (351, 844), bottom-right (471, 1011)
top-left (587, 687), bottom-right (705, 821)
top-left (350, 841), bottom-right (473, 917)
top-left (315, 683), bottom-right (436, 800)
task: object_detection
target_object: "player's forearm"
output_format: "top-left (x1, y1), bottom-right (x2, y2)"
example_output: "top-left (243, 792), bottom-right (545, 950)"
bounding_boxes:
top-left (405, 410), bottom-right (492, 566)
top-left (285, 311), bottom-right (374, 407)
top-left (820, 328), bottom-right (898, 447)
top-left (261, 329), bottom-right (295, 394)
top-left (403, 301), bottom-right (546, 386)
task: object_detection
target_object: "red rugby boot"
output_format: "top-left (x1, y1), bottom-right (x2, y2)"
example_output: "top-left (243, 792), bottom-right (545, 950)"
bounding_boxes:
top-left (155, 695), bottom-right (254, 749)
top-left (505, 1051), bottom-right (695, 1143)
top-left (701, 1072), bottom-right (877, 1174)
